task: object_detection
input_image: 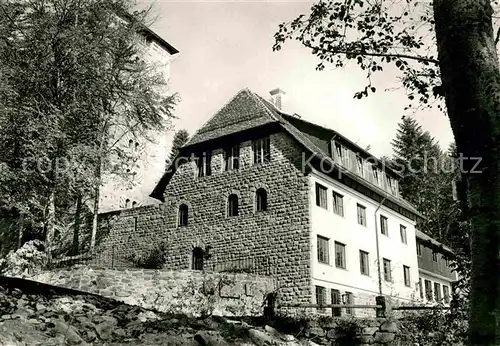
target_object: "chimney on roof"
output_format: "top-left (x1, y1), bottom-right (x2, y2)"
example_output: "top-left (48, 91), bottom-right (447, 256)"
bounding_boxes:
top-left (269, 88), bottom-right (286, 111)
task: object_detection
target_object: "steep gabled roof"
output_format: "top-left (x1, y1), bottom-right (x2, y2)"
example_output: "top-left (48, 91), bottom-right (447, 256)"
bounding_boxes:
top-left (184, 88), bottom-right (279, 146)
top-left (151, 88), bottom-right (421, 219)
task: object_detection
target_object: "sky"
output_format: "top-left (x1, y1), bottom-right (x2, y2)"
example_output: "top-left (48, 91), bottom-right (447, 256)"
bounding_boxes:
top-left (141, 0), bottom-right (455, 159)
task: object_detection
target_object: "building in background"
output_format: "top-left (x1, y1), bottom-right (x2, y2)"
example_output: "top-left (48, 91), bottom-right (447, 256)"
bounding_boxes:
top-left (99, 26), bottom-right (179, 213)
top-left (415, 230), bottom-right (457, 305)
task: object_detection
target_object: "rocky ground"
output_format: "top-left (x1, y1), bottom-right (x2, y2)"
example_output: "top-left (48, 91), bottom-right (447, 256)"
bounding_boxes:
top-left (0, 281), bottom-right (319, 346)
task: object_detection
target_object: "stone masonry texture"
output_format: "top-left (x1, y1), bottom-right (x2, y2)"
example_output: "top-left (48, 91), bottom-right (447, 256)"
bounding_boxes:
top-left (95, 131), bottom-right (313, 306)
top-left (18, 267), bottom-right (276, 317)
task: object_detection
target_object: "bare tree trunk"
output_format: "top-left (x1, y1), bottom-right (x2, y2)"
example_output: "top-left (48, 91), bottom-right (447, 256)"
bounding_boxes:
top-left (72, 195), bottom-right (81, 255)
top-left (46, 190), bottom-right (56, 261)
top-left (434, 0), bottom-right (500, 344)
top-left (90, 184), bottom-right (99, 253)
top-left (90, 136), bottom-right (104, 253)
top-left (17, 213), bottom-right (23, 249)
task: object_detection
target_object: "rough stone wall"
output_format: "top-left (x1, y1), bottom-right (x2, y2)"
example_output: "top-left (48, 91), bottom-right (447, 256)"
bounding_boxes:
top-left (305, 319), bottom-right (398, 345)
top-left (20, 267), bottom-right (276, 317)
top-left (266, 316), bottom-right (399, 345)
top-left (95, 131), bottom-right (312, 305)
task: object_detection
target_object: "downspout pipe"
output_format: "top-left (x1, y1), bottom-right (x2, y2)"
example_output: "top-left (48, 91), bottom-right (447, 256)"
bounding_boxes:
top-left (374, 195), bottom-right (388, 295)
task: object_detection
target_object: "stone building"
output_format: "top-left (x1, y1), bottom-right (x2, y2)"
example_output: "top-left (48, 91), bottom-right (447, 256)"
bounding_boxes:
top-left (98, 26), bottom-right (179, 213)
top-left (96, 87), bottom-right (456, 315)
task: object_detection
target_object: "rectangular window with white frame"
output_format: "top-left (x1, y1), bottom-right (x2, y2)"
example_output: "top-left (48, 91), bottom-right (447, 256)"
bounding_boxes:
top-left (197, 151), bottom-right (212, 177)
top-left (400, 225), bottom-right (407, 244)
top-left (434, 282), bottom-right (442, 301)
top-left (317, 236), bottom-right (330, 264)
top-left (403, 265), bottom-right (411, 287)
top-left (380, 215), bottom-right (388, 236)
top-left (316, 183), bottom-right (328, 209)
top-left (425, 279), bottom-right (433, 301)
top-left (356, 156), bottom-right (364, 177)
top-left (334, 142), bottom-right (343, 161)
top-left (332, 191), bottom-right (344, 216)
top-left (224, 144), bottom-right (240, 171)
top-left (357, 204), bottom-right (367, 226)
top-left (335, 242), bottom-right (346, 269)
top-left (252, 137), bottom-right (270, 165)
top-left (315, 286), bottom-right (326, 311)
top-left (359, 250), bottom-right (369, 276)
top-left (443, 285), bottom-right (450, 304)
top-left (331, 289), bottom-right (341, 316)
top-left (383, 258), bottom-right (392, 282)
top-left (371, 165), bottom-right (379, 185)
top-left (344, 292), bottom-right (354, 315)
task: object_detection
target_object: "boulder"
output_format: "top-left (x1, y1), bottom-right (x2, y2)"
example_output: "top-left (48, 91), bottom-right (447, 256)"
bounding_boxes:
top-left (380, 321), bottom-right (398, 333)
top-left (326, 329), bottom-right (336, 340)
top-left (36, 303), bottom-right (47, 313)
top-left (362, 327), bottom-right (379, 336)
top-left (374, 331), bottom-right (396, 343)
top-left (303, 341), bottom-right (321, 346)
top-left (248, 328), bottom-right (285, 346)
top-left (265, 325), bottom-right (294, 341)
top-left (306, 327), bottom-right (325, 338)
top-left (194, 331), bottom-right (231, 346)
top-left (94, 322), bottom-right (112, 341)
top-left (358, 335), bottom-right (375, 344)
top-left (53, 320), bottom-right (85, 345)
top-left (101, 315), bottom-right (118, 327)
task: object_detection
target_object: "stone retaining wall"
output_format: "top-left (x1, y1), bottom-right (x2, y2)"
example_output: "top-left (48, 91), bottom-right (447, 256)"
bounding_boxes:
top-left (267, 316), bottom-right (399, 345)
top-left (16, 266), bottom-right (277, 317)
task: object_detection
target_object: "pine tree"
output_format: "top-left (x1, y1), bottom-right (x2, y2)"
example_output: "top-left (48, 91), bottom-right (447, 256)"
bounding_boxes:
top-left (167, 129), bottom-right (190, 167)
top-left (391, 117), bottom-right (458, 245)
top-left (392, 116), bottom-right (431, 205)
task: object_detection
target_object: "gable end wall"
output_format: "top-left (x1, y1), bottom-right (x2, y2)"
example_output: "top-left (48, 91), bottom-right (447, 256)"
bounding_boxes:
top-left (96, 131), bottom-right (313, 305)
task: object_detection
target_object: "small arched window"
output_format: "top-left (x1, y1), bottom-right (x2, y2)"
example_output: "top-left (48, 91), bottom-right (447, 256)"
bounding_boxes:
top-left (125, 199), bottom-right (131, 208)
top-left (192, 247), bottom-right (204, 270)
top-left (128, 139), bottom-right (133, 148)
top-left (135, 142), bottom-right (140, 151)
top-left (132, 201), bottom-right (137, 208)
top-left (256, 188), bottom-right (267, 212)
top-left (228, 194), bottom-right (239, 217)
top-left (178, 204), bottom-right (188, 226)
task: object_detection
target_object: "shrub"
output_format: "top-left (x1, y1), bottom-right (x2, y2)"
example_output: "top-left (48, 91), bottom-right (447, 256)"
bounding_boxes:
top-left (397, 304), bottom-right (467, 346)
top-left (0, 240), bottom-right (47, 276)
top-left (126, 241), bottom-right (168, 269)
top-left (332, 318), bottom-right (359, 346)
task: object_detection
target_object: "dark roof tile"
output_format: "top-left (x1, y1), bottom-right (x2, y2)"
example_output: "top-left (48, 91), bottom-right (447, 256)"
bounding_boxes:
top-left (185, 89), bottom-right (278, 146)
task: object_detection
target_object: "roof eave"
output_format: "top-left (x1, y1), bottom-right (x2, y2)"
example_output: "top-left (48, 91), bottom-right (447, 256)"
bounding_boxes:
top-left (416, 230), bottom-right (455, 255)
top-left (280, 113), bottom-right (403, 179)
top-left (140, 27), bottom-right (179, 55)
top-left (117, 11), bottom-right (179, 55)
